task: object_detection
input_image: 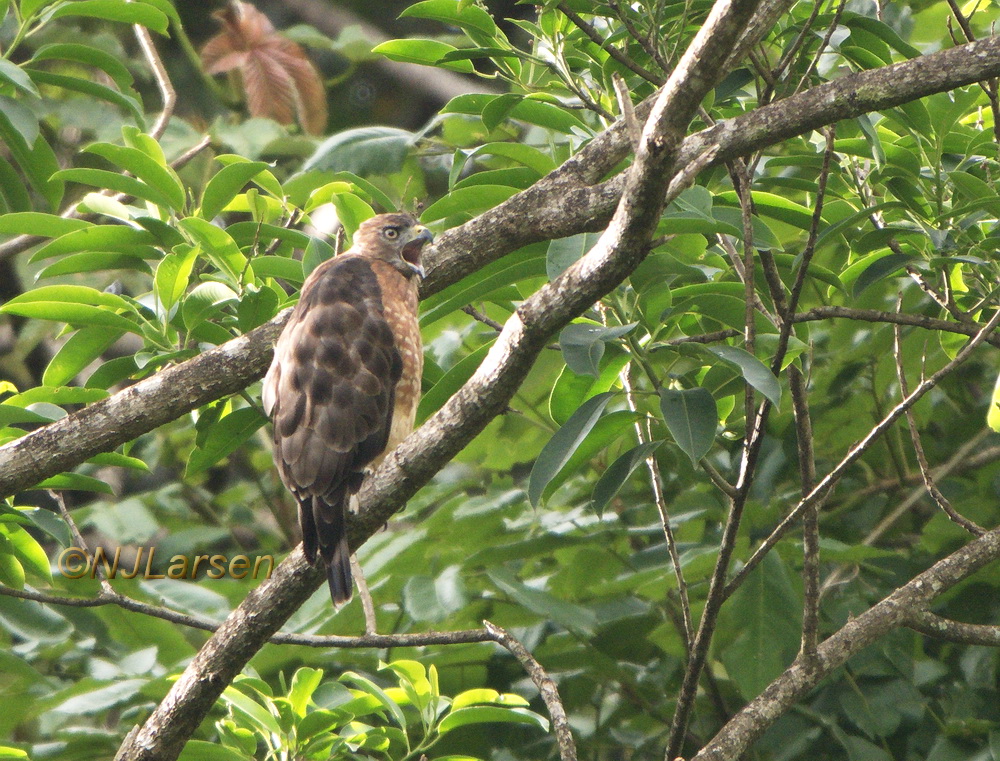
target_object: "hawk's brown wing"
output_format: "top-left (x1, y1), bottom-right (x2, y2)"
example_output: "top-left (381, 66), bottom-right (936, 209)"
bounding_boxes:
top-left (263, 254), bottom-right (402, 603)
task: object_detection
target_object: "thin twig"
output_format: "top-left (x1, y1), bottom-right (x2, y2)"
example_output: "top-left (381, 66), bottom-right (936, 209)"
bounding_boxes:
top-left (619, 357), bottom-right (694, 650)
top-left (702, 459), bottom-right (737, 499)
top-left (132, 19), bottom-right (176, 139)
top-left (792, 306), bottom-right (1000, 350)
top-left (50, 490), bottom-right (115, 595)
top-left (789, 365), bottom-right (819, 659)
top-left (0, 580), bottom-right (495, 648)
top-left (559, 4), bottom-right (665, 85)
top-left (729, 304), bottom-right (1000, 598)
top-left (613, 72), bottom-right (643, 149)
top-left (461, 304), bottom-right (505, 332)
top-left (484, 621), bottom-right (577, 761)
top-left (892, 315), bottom-right (986, 535)
top-left (350, 555), bottom-right (379, 635)
top-left (608, 0), bottom-right (671, 73)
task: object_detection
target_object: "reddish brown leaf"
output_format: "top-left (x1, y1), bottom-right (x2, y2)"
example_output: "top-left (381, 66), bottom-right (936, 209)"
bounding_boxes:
top-left (200, 1), bottom-right (328, 135)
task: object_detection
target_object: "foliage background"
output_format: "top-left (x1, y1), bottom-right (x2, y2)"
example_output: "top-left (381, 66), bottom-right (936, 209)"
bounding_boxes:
top-left (1, 1), bottom-right (1000, 760)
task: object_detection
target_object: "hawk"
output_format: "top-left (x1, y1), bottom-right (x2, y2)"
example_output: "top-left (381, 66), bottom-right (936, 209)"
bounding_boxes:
top-left (262, 213), bottom-right (431, 605)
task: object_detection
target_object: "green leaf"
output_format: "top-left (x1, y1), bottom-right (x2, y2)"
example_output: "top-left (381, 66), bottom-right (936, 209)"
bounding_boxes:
top-left (329, 192), bottom-right (375, 241)
top-left (288, 667), bottom-right (324, 717)
top-left (0, 212), bottom-right (90, 238)
top-left (591, 441), bottom-right (662, 518)
top-left (0, 59), bottom-right (38, 97)
top-left (487, 567), bottom-right (597, 635)
top-left (559, 322), bottom-right (636, 377)
top-left (36, 473), bottom-right (114, 494)
top-left (186, 407), bottom-right (266, 476)
top-left (419, 246), bottom-right (546, 326)
top-left (221, 686), bottom-right (281, 736)
top-left (237, 287), bottom-right (279, 332)
top-left (658, 387), bottom-right (717, 464)
top-left (87, 452), bottom-right (148, 471)
top-left (51, 168), bottom-right (171, 209)
top-left (29, 224), bottom-right (158, 262)
top-left (302, 237), bottom-right (336, 278)
top-left (850, 252), bottom-right (913, 297)
top-left (0, 123), bottom-right (62, 209)
top-left (438, 705), bottom-right (549, 734)
top-left (0, 155), bottom-right (31, 213)
top-left (399, 0), bottom-right (499, 36)
top-left (25, 70), bottom-right (144, 125)
top-left (988, 372), bottom-right (1000, 433)
top-left (200, 160), bottom-right (272, 220)
top-left (1, 524), bottom-right (50, 582)
top-left (443, 93), bottom-right (587, 134)
top-left (700, 345), bottom-right (781, 407)
top-left (43, 327), bottom-right (125, 386)
top-left (720, 552), bottom-right (801, 699)
top-left (154, 247), bottom-right (197, 313)
top-left (714, 190), bottom-right (817, 230)
top-left (0, 302), bottom-right (138, 332)
top-left (528, 392), bottom-right (614, 506)
top-left (0, 95), bottom-right (39, 147)
top-left (177, 741), bottom-right (251, 761)
top-left (421, 185), bottom-right (519, 222)
top-left (30, 42), bottom-right (134, 90)
top-left (49, 0), bottom-right (169, 34)
top-left (178, 218), bottom-right (248, 281)
top-left (302, 126), bottom-right (414, 176)
top-left (3, 385), bottom-right (108, 407)
top-left (84, 142), bottom-right (184, 211)
top-left (547, 232), bottom-right (601, 279)
top-left (252, 255), bottom-right (304, 284)
top-left (35, 251), bottom-right (153, 279)
top-left (463, 141), bottom-right (556, 176)
top-left (340, 672), bottom-right (407, 729)
top-left (548, 352), bottom-right (629, 425)
top-left (0, 404), bottom-right (50, 426)
top-left (0, 534), bottom-right (25, 588)
top-left (417, 341), bottom-right (494, 422)
top-left (372, 39), bottom-right (475, 73)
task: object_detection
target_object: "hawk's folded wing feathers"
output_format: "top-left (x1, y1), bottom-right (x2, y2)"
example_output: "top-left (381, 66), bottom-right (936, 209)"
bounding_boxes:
top-left (264, 213), bottom-right (429, 606)
top-left (264, 255), bottom-right (403, 600)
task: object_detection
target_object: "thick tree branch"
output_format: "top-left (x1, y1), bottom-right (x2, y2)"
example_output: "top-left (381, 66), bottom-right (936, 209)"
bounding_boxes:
top-left (423, 35), bottom-right (1000, 296)
top-left (114, 0), bottom-right (762, 756)
top-left (5, 38), bottom-right (1000, 502)
top-left (693, 525), bottom-right (1000, 761)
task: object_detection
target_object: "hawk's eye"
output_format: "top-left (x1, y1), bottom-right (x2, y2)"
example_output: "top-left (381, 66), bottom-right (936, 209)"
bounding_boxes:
top-left (383, 227), bottom-right (399, 240)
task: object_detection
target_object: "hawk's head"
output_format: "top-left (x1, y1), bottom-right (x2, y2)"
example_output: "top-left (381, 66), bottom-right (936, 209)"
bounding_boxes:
top-left (353, 213), bottom-right (433, 279)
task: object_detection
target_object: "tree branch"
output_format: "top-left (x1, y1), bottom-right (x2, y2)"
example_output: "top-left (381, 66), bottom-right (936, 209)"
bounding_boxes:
top-left (693, 525), bottom-right (1000, 761)
top-left (485, 621), bottom-right (577, 761)
top-left (113, 0), bottom-right (764, 755)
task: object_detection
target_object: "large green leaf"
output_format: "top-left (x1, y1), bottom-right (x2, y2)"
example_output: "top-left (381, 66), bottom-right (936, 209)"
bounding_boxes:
top-left (185, 407), bottom-right (267, 476)
top-left (658, 387), bottom-right (716, 464)
top-left (528, 392), bottom-right (613, 506)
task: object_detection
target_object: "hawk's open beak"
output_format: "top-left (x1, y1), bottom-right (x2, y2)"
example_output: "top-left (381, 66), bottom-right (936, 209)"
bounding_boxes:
top-left (402, 225), bottom-right (433, 278)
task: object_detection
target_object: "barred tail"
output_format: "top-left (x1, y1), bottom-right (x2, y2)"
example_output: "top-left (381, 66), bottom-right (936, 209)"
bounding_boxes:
top-left (300, 491), bottom-right (353, 605)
